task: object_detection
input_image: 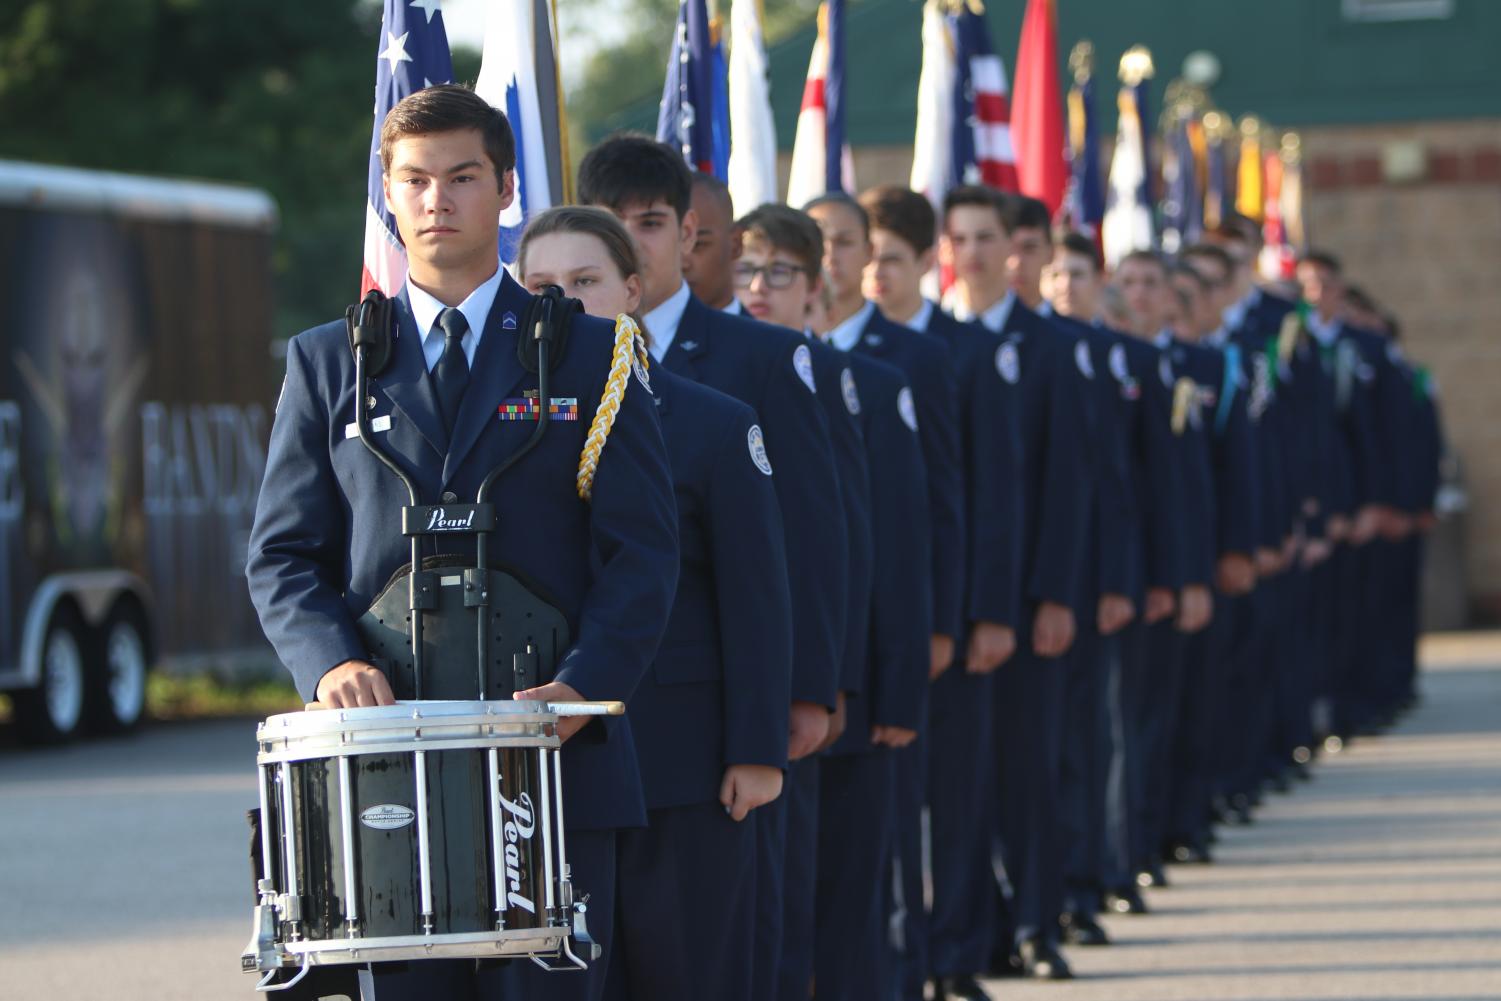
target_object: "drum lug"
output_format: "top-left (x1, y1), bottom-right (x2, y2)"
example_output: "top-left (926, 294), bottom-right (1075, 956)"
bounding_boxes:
top-left (571, 899), bottom-right (601, 961)
top-left (240, 899), bottom-right (281, 974)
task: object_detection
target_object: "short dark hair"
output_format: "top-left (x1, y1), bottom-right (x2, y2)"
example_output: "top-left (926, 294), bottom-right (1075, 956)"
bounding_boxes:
top-left (1181, 243), bottom-right (1235, 279)
top-left (1058, 231), bottom-right (1102, 272)
top-left (577, 132), bottom-right (694, 219)
top-left (1222, 212), bottom-right (1263, 248)
top-left (380, 84), bottom-right (516, 189)
top-left (1299, 250), bottom-right (1343, 275)
top-left (859, 185), bottom-right (937, 255)
top-left (1001, 194), bottom-right (1052, 240)
top-left (691, 170), bottom-right (734, 216)
top-left (737, 203), bottom-right (824, 279)
top-left (942, 185), bottom-right (1009, 232)
top-left (1169, 262), bottom-right (1209, 291)
top-left (1344, 284), bottom-right (1377, 314)
top-left (803, 191), bottom-right (869, 238)
top-left (1118, 248), bottom-right (1166, 274)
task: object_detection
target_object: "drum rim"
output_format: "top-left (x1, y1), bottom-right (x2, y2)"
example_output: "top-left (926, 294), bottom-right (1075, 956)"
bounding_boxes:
top-left (259, 699), bottom-right (559, 735)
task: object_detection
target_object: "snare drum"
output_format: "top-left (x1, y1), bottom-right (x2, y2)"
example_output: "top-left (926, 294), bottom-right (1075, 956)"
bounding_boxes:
top-left (242, 700), bottom-right (594, 986)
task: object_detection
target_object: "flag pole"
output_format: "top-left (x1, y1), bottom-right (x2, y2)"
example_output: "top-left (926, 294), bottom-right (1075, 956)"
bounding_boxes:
top-left (548, 0), bottom-right (574, 203)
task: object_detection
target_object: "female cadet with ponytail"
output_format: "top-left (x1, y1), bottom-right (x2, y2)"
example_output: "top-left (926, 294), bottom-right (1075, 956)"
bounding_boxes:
top-left (519, 206), bottom-right (794, 1001)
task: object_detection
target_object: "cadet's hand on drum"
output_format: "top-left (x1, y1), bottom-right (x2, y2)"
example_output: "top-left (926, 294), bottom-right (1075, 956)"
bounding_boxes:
top-left (871, 725), bottom-right (918, 749)
top-left (1032, 602), bottom-right (1076, 658)
top-left (315, 660), bottom-right (396, 709)
top-left (965, 621), bottom-right (1015, 674)
top-left (1143, 588), bottom-right (1176, 625)
top-left (719, 764), bottom-right (784, 821)
top-left (929, 634), bottom-right (956, 680)
top-left (789, 699), bottom-right (833, 760)
top-left (512, 681), bottom-right (591, 742)
top-left (1097, 594), bottom-right (1136, 636)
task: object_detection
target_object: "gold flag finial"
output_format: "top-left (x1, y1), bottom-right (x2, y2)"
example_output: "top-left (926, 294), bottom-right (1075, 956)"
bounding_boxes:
top-left (1238, 114), bottom-right (1264, 140)
top-left (1202, 110), bottom-right (1233, 142)
top-left (1281, 130), bottom-right (1303, 163)
top-left (1119, 45), bottom-right (1155, 86)
top-left (1069, 40), bottom-right (1095, 84)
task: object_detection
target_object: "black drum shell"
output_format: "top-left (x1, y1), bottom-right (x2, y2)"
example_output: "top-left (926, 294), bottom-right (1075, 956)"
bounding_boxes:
top-left (262, 743), bottom-right (549, 942)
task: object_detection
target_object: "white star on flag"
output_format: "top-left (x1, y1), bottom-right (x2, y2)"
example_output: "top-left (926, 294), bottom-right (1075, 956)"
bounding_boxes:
top-left (379, 31), bottom-right (412, 72)
top-left (409, 0), bottom-right (442, 24)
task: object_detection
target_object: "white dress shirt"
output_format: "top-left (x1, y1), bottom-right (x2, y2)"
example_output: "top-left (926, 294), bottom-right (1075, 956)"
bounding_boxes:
top-left (644, 280), bottom-right (693, 362)
top-left (826, 300), bottom-right (876, 352)
top-left (405, 267), bottom-right (504, 371)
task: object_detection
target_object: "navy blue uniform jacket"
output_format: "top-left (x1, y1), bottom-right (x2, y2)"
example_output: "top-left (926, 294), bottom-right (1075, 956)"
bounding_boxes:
top-left (246, 273), bottom-right (680, 831)
top-left (853, 308), bottom-right (964, 643)
top-left (830, 351), bottom-right (933, 751)
top-left (997, 301), bottom-right (1094, 619)
top-left (1049, 313), bottom-right (1137, 604)
top-left (803, 335), bottom-right (875, 697)
top-left (661, 295), bottom-right (847, 710)
top-left (924, 308), bottom-right (1022, 630)
top-left (632, 369), bottom-right (793, 810)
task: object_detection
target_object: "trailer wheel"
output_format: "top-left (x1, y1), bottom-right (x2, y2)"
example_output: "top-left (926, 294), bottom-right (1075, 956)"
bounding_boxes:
top-left (88, 602), bottom-right (150, 733)
top-left (15, 605), bottom-right (89, 744)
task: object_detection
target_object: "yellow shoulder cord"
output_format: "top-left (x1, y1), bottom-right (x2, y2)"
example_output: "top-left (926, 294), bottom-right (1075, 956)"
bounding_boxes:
top-left (576, 313), bottom-right (647, 500)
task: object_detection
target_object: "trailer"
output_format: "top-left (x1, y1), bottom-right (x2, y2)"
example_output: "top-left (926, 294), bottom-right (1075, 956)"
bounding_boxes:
top-left (0, 159), bottom-right (278, 742)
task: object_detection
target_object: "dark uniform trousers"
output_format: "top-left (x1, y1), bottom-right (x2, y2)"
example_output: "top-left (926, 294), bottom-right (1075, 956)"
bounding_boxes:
top-left (1061, 623), bottom-right (1115, 919)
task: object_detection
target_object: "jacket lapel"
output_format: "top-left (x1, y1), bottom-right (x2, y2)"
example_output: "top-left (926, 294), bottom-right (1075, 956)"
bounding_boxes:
top-left (441, 272), bottom-right (529, 487)
top-left (662, 296), bottom-right (712, 382)
top-left (372, 294), bottom-right (446, 459)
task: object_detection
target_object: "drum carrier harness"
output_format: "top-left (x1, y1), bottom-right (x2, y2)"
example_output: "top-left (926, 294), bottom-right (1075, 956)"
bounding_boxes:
top-left (345, 286), bottom-right (635, 701)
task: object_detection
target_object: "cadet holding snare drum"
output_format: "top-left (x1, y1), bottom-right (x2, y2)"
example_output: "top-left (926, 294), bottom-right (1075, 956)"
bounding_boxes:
top-left (245, 86), bottom-right (678, 1001)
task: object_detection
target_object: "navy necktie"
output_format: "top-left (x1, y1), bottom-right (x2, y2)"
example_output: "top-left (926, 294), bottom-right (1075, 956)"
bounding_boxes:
top-left (432, 307), bottom-right (470, 438)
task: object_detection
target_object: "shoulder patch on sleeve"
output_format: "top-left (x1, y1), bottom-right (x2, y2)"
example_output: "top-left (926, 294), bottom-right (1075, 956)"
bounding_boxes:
top-left (747, 424), bottom-right (774, 475)
top-left (995, 342), bottom-right (1021, 384)
top-left (1109, 343), bottom-right (1130, 384)
top-left (841, 367), bottom-right (861, 415)
top-left (793, 343), bottom-right (817, 394)
top-left (1074, 339), bottom-right (1096, 379)
top-left (897, 386), bottom-right (919, 432)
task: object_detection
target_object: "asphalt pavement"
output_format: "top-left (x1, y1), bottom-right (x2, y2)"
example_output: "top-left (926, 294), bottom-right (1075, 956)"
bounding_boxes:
top-left (0, 635), bottom-right (1497, 1000)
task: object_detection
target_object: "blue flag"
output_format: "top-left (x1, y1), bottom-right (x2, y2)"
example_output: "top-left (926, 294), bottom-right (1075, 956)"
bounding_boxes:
top-left (658, 0), bottom-right (724, 176)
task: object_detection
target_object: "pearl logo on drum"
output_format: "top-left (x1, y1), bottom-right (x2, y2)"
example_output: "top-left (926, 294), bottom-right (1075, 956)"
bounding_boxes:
top-left (426, 507), bottom-right (476, 532)
top-left (499, 791), bottom-right (538, 914)
top-left (360, 803), bottom-right (416, 830)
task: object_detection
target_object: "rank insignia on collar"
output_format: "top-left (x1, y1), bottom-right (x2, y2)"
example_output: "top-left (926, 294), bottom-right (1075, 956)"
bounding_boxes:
top-left (678, 340), bottom-right (698, 352)
top-left (502, 311), bottom-right (518, 330)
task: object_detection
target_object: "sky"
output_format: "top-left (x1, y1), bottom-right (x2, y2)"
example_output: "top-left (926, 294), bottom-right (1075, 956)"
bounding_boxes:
top-left (436, 0), bottom-right (630, 80)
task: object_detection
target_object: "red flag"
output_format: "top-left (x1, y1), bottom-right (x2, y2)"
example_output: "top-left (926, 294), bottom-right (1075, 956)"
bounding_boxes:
top-left (1011, 0), bottom-right (1066, 214)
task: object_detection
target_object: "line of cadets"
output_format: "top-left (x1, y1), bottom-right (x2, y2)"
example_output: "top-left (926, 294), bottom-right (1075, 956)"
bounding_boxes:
top-left (535, 133), bottom-right (1444, 1001)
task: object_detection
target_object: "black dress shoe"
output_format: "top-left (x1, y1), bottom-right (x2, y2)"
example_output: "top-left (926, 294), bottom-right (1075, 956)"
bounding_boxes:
top-left (1059, 911), bottom-right (1110, 946)
top-left (1167, 840), bottom-right (1212, 864)
top-left (1135, 860), bottom-right (1168, 888)
top-left (1102, 886), bottom-right (1148, 914)
top-left (1017, 938), bottom-right (1073, 980)
top-left (931, 974), bottom-right (989, 1000)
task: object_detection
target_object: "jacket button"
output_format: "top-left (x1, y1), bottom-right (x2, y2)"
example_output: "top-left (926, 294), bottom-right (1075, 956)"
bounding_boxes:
top-left (441, 491), bottom-right (458, 504)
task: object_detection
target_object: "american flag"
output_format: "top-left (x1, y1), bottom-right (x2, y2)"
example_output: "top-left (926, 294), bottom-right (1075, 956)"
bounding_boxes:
top-left (658, 0), bottom-right (724, 176)
top-left (361, 0), bottom-right (454, 296)
top-left (951, 6), bottom-right (1018, 192)
top-left (786, 0), bottom-right (854, 207)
